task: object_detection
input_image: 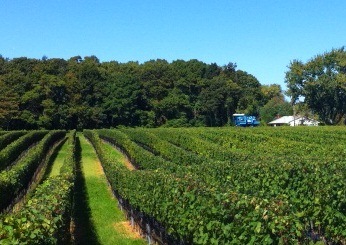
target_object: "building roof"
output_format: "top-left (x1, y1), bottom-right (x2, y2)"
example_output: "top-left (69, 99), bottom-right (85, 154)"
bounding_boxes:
top-left (268, 116), bottom-right (320, 125)
top-left (268, 116), bottom-right (296, 124)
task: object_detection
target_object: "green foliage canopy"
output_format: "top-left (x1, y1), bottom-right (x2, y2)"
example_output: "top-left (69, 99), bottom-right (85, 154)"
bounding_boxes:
top-left (285, 47), bottom-right (346, 125)
top-left (0, 55), bottom-right (286, 129)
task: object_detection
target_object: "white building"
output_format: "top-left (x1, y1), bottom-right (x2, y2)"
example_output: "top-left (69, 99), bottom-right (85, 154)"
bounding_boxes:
top-left (268, 116), bottom-right (319, 127)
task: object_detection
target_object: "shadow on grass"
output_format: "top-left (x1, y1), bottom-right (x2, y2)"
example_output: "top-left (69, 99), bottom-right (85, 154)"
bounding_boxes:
top-left (73, 136), bottom-right (100, 245)
top-left (42, 137), bottom-right (67, 180)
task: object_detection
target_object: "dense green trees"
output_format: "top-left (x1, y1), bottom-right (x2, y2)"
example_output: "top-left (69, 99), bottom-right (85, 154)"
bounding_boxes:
top-left (285, 47), bottom-right (346, 125)
top-left (0, 55), bottom-right (285, 129)
top-left (259, 84), bottom-right (292, 124)
top-left (0, 80), bottom-right (19, 130)
top-left (259, 96), bottom-right (292, 124)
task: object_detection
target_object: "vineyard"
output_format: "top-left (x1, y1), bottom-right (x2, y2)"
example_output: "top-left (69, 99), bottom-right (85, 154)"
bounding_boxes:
top-left (0, 127), bottom-right (346, 244)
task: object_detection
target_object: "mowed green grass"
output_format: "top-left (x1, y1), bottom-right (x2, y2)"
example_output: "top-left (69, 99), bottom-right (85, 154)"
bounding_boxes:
top-left (79, 134), bottom-right (146, 245)
top-left (48, 139), bottom-right (68, 177)
top-left (101, 140), bottom-right (135, 170)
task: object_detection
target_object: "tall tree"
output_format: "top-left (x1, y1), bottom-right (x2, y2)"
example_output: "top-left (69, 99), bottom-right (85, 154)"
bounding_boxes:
top-left (156, 88), bottom-right (192, 125)
top-left (261, 84), bottom-right (283, 105)
top-left (197, 77), bottom-right (241, 126)
top-left (0, 81), bottom-right (19, 129)
top-left (64, 55), bottom-right (106, 129)
top-left (259, 96), bottom-right (292, 123)
top-left (235, 70), bottom-right (262, 115)
top-left (285, 47), bottom-right (346, 124)
top-left (102, 74), bottom-right (143, 127)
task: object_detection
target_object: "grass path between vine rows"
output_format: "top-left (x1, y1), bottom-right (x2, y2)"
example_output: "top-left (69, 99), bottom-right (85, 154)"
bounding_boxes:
top-left (101, 139), bottom-right (136, 170)
top-left (46, 138), bottom-right (68, 177)
top-left (75, 134), bottom-right (146, 245)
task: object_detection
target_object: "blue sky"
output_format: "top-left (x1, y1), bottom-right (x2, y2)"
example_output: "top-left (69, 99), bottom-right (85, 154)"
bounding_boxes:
top-left (1, 1), bottom-right (345, 89)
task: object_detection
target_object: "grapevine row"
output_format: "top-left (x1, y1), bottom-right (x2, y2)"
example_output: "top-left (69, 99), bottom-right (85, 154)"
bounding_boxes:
top-left (0, 131), bottom-right (26, 151)
top-left (0, 130), bottom-right (65, 212)
top-left (0, 130), bottom-right (76, 244)
top-left (100, 128), bottom-right (346, 244)
top-left (89, 129), bottom-right (344, 244)
top-left (0, 131), bottom-right (48, 172)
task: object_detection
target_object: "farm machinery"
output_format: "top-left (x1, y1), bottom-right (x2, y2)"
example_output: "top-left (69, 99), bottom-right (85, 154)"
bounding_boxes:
top-left (232, 114), bottom-right (260, 127)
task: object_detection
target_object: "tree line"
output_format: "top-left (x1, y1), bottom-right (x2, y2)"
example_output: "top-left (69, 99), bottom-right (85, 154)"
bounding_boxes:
top-left (0, 55), bottom-right (290, 130)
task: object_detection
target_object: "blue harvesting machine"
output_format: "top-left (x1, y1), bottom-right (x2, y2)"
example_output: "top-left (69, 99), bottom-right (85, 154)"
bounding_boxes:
top-left (232, 114), bottom-right (260, 127)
